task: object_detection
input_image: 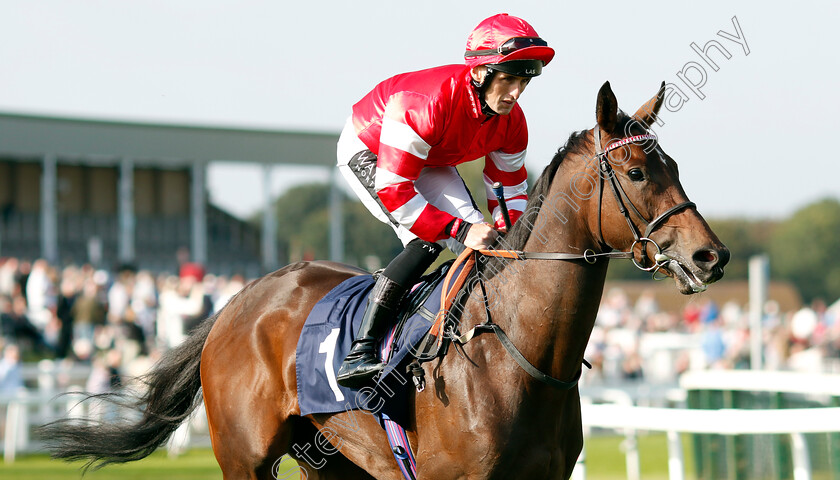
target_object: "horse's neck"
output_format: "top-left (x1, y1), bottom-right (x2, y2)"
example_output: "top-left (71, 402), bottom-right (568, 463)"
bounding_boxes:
top-left (485, 159), bottom-right (608, 385)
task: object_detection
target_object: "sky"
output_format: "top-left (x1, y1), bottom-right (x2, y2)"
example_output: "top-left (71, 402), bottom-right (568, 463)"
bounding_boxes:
top-left (0, 1), bottom-right (837, 220)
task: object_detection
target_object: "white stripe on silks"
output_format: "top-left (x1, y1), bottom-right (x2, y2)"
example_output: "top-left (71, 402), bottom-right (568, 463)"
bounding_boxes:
top-left (374, 167), bottom-right (412, 191)
top-left (389, 193), bottom-right (428, 229)
top-left (380, 117), bottom-right (432, 160)
top-left (488, 149), bottom-right (527, 172)
top-left (483, 176), bottom-right (528, 198)
top-left (505, 198), bottom-right (527, 212)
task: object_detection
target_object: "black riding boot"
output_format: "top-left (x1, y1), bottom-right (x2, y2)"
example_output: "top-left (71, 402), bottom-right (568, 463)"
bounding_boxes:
top-left (336, 275), bottom-right (406, 389)
top-left (336, 238), bottom-right (445, 388)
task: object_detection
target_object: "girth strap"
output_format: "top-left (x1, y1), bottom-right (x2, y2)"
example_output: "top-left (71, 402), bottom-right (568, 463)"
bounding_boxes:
top-left (381, 413), bottom-right (417, 480)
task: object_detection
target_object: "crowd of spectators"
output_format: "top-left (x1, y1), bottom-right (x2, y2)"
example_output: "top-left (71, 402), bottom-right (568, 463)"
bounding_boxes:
top-left (0, 256), bottom-right (245, 396)
top-left (1, 254), bottom-right (840, 396)
top-left (583, 286), bottom-right (840, 384)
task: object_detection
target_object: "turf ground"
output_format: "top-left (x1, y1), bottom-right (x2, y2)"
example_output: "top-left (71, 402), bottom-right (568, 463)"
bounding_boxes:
top-left (0, 434), bottom-right (695, 480)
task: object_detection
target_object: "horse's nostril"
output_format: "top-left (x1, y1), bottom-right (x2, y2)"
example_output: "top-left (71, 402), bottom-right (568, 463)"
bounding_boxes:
top-left (693, 249), bottom-right (717, 265)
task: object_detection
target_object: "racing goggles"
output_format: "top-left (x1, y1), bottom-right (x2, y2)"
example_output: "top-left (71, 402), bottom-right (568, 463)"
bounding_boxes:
top-left (465, 37), bottom-right (549, 58)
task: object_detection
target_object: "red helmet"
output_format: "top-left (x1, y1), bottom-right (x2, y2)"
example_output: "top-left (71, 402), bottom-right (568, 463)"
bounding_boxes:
top-left (464, 13), bottom-right (555, 77)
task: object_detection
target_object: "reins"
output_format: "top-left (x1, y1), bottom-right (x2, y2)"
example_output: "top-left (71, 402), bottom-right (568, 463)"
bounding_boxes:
top-left (426, 126), bottom-right (699, 390)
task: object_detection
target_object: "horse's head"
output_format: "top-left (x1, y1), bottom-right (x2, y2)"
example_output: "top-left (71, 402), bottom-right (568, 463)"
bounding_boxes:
top-left (585, 81), bottom-right (729, 294)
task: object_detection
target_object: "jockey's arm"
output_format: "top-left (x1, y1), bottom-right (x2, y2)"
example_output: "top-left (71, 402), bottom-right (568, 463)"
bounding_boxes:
top-left (373, 98), bottom-right (458, 243)
top-left (483, 150), bottom-right (529, 230)
top-left (375, 94), bottom-right (523, 248)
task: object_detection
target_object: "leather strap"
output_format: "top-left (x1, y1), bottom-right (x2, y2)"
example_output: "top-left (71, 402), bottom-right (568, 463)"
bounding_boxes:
top-left (644, 201), bottom-right (696, 238)
top-left (478, 249), bottom-right (633, 262)
top-left (454, 322), bottom-right (582, 390)
top-left (428, 249), bottom-right (475, 338)
top-left (593, 125), bottom-right (698, 262)
top-left (419, 127), bottom-right (699, 393)
top-left (488, 323), bottom-right (582, 389)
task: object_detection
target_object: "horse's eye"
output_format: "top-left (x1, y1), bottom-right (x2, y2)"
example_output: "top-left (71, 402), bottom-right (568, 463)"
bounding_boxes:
top-left (628, 168), bottom-right (645, 182)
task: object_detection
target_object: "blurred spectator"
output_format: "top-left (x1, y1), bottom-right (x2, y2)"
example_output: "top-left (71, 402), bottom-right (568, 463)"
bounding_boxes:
top-left (0, 294), bottom-right (14, 341)
top-left (4, 294), bottom-right (50, 354)
top-left (25, 258), bottom-right (56, 329)
top-left (55, 268), bottom-right (81, 359)
top-left (700, 300), bottom-right (720, 326)
top-left (157, 267), bottom-right (208, 349)
top-left (14, 260), bottom-right (31, 299)
top-left (213, 273), bottom-right (245, 313)
top-left (131, 270), bottom-right (158, 349)
top-left (683, 302), bottom-right (701, 331)
top-left (71, 278), bottom-right (107, 351)
top-left (85, 349), bottom-right (123, 421)
top-left (596, 288), bottom-right (630, 329)
top-left (86, 349), bottom-right (122, 394)
top-left (790, 305), bottom-right (818, 344)
top-left (107, 265), bottom-right (136, 326)
top-left (0, 257), bottom-right (20, 296)
top-left (0, 343), bottom-right (24, 394)
top-left (634, 290), bottom-right (659, 321)
top-left (621, 349), bottom-right (644, 380)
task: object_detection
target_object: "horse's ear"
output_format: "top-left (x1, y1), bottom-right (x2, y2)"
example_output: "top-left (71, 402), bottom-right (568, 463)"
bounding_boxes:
top-left (632, 81), bottom-right (666, 128)
top-left (596, 81), bottom-right (618, 133)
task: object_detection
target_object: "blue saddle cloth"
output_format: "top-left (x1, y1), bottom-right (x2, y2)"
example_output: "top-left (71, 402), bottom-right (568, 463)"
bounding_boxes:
top-left (295, 262), bottom-right (458, 423)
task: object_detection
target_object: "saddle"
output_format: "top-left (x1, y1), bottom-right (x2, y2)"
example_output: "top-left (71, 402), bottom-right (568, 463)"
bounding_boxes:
top-left (294, 255), bottom-right (471, 417)
top-left (294, 256), bottom-right (473, 480)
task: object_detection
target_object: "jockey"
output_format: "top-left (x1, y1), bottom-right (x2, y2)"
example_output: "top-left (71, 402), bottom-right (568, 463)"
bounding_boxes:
top-left (335, 13), bottom-right (555, 388)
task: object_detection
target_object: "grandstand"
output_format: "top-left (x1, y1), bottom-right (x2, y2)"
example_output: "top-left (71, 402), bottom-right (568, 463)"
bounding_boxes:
top-left (0, 112), bottom-right (339, 275)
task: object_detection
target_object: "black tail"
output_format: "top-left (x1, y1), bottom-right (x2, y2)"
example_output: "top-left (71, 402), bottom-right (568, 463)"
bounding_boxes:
top-left (38, 312), bottom-right (218, 471)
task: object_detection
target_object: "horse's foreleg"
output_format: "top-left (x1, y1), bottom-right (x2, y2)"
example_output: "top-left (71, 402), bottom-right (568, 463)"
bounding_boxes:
top-left (287, 416), bottom-right (377, 480)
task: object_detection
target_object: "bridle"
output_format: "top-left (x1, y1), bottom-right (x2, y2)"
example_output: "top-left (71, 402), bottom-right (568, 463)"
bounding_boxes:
top-left (480, 125), bottom-right (696, 276)
top-left (435, 126), bottom-right (699, 390)
top-left (593, 125), bottom-right (696, 273)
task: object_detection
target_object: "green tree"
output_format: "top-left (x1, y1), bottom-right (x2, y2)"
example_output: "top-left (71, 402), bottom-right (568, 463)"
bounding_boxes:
top-left (269, 183), bottom-right (401, 269)
top-left (769, 197), bottom-right (840, 303)
top-left (704, 218), bottom-right (776, 280)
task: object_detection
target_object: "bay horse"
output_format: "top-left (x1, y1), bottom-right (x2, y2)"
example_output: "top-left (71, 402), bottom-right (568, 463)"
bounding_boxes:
top-left (41, 81), bottom-right (729, 479)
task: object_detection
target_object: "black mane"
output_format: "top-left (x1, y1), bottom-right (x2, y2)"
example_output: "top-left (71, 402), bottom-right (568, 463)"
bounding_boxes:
top-left (493, 128), bottom-right (591, 251)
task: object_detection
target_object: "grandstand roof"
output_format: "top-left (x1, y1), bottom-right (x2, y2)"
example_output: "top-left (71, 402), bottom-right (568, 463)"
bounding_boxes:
top-left (0, 111), bottom-right (338, 166)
